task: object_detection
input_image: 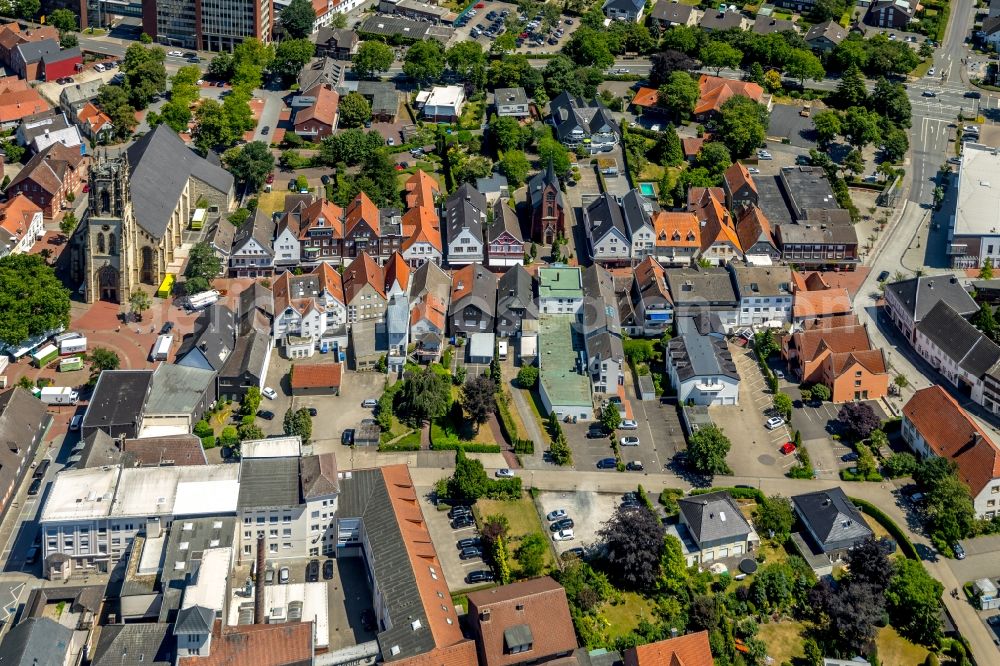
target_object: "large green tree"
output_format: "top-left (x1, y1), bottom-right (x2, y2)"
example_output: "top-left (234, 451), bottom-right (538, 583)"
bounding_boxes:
top-left (718, 96), bottom-right (769, 158)
top-left (445, 41), bottom-right (486, 89)
top-left (834, 63), bottom-right (867, 108)
top-left (812, 109), bottom-right (842, 148)
top-left (121, 43), bottom-right (167, 109)
top-left (515, 533), bottom-right (547, 577)
top-left (499, 151), bottom-right (529, 188)
top-left (784, 48), bottom-right (825, 87)
top-left (448, 449), bottom-right (489, 500)
top-left (925, 474), bottom-right (976, 545)
top-left (48, 8), bottom-right (78, 31)
top-left (686, 424), bottom-right (732, 475)
top-left (754, 495), bottom-right (794, 542)
top-left (352, 41), bottom-right (394, 80)
top-left (886, 559), bottom-right (943, 645)
top-left (461, 375), bottom-right (496, 432)
top-left (193, 99), bottom-right (238, 153)
top-left (843, 106), bottom-right (882, 149)
top-left (271, 38), bottom-right (315, 79)
top-left (657, 70), bottom-right (699, 121)
top-left (96, 84), bottom-right (138, 140)
top-left (183, 241), bottom-right (223, 293)
top-left (871, 77), bottom-right (912, 128)
top-left (223, 141), bottom-right (275, 191)
top-left (597, 504), bottom-right (666, 590)
top-left (0, 254), bottom-right (70, 346)
top-left (397, 367), bottom-right (451, 425)
top-left (279, 0), bottom-right (316, 39)
top-left (337, 92), bottom-right (372, 129)
top-left (700, 40), bottom-right (742, 76)
top-left (403, 40), bottom-right (444, 86)
top-left (563, 27), bottom-right (614, 69)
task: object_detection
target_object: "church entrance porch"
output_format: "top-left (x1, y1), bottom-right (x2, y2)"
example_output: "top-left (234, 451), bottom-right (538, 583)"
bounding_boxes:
top-left (97, 265), bottom-right (120, 303)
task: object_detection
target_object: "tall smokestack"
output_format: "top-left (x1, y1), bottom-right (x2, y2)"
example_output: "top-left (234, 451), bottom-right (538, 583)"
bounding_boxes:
top-left (254, 535), bottom-right (266, 625)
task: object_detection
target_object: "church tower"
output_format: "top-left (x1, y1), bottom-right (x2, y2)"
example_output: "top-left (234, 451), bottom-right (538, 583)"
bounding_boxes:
top-left (85, 151), bottom-right (136, 304)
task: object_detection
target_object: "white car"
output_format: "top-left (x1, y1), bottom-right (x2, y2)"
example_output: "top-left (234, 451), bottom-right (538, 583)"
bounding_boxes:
top-left (619, 419), bottom-right (638, 430)
top-left (620, 436), bottom-right (640, 447)
top-left (362, 398), bottom-right (378, 408)
top-left (757, 150), bottom-right (772, 160)
top-left (765, 416), bottom-right (785, 430)
top-left (552, 529), bottom-right (575, 541)
top-left (94, 63), bottom-right (105, 72)
top-left (747, 167), bottom-right (760, 174)
top-left (386, 137), bottom-right (395, 146)
top-left (928, 67), bottom-right (936, 76)
top-left (168, 50), bottom-right (183, 57)
top-left (69, 414), bottom-right (82, 431)
top-left (495, 468), bottom-right (515, 478)
top-left (546, 509), bottom-right (567, 521)
top-left (262, 386), bottom-right (278, 400)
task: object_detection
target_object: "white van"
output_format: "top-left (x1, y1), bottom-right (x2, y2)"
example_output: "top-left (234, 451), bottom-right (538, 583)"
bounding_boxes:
top-left (498, 340), bottom-right (508, 360)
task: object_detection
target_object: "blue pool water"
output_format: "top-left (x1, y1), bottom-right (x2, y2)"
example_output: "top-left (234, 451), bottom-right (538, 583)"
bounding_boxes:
top-left (639, 183), bottom-right (655, 196)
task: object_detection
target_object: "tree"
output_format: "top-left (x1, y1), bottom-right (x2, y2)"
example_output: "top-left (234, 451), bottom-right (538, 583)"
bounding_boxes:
top-left (600, 403), bottom-right (621, 433)
top-left (773, 392), bottom-right (792, 421)
top-left (536, 136), bottom-right (571, 175)
top-left (184, 242), bottom-right (223, 294)
top-left (208, 53), bottom-right (235, 80)
top-left (338, 92), bottom-right (372, 129)
top-left (96, 84), bottom-right (138, 140)
top-left (279, 0), bottom-right (316, 39)
top-left (914, 456), bottom-right (957, 489)
top-left (193, 99), bottom-right (237, 155)
top-left (238, 423), bottom-right (265, 441)
top-left (404, 40), bottom-right (444, 86)
top-left (651, 126), bottom-right (683, 167)
top-left (872, 77), bottom-right (912, 128)
top-left (271, 38), bottom-right (315, 79)
top-left (980, 257), bottom-right (995, 280)
top-left (242, 386), bottom-right (262, 416)
top-left (563, 28), bottom-right (614, 69)
top-left (694, 142), bottom-right (731, 176)
top-left (718, 96), bottom-right (769, 158)
top-left (398, 367), bottom-right (451, 425)
top-left (49, 8), bottom-right (77, 31)
top-left (843, 148), bottom-right (865, 177)
top-left (809, 0), bottom-right (847, 22)
top-left (59, 211), bottom-right (78, 238)
top-left (89, 347), bottom-right (120, 374)
top-left (129, 290), bottom-right (151, 320)
top-left (818, 579), bottom-right (885, 655)
top-left (687, 424), bottom-right (732, 475)
top-left (755, 494), bottom-right (794, 542)
top-left (499, 151), bottom-right (530, 188)
top-left (811, 383), bottom-right (831, 402)
top-left (490, 116), bottom-right (527, 153)
top-left (448, 449), bottom-right (490, 500)
top-left (700, 40), bottom-right (742, 76)
top-left (515, 532), bottom-right (547, 577)
top-left (971, 303), bottom-right (998, 341)
top-left (883, 451), bottom-right (918, 478)
top-left (461, 375), bottom-right (496, 432)
top-left (597, 504), bottom-right (666, 590)
top-left (121, 43), bottom-right (166, 109)
top-left (847, 535), bottom-right (894, 593)
top-left (837, 401), bottom-right (881, 441)
top-left (812, 110), bottom-right (842, 148)
top-left (886, 558), bottom-right (943, 645)
top-left (224, 141), bottom-right (275, 191)
top-left (658, 70), bottom-right (699, 120)
top-left (785, 48), bottom-right (825, 87)
top-left (319, 129), bottom-right (385, 166)
top-left (445, 41), bottom-right (486, 88)
top-left (517, 365), bottom-right (538, 388)
top-left (843, 106), bottom-right (882, 149)
top-left (882, 126), bottom-right (909, 164)
top-left (14, 0), bottom-right (38, 19)
top-left (0, 254), bottom-right (70, 346)
top-left (283, 407), bottom-right (313, 443)
top-left (925, 474), bottom-right (976, 544)
top-left (834, 63), bottom-right (868, 109)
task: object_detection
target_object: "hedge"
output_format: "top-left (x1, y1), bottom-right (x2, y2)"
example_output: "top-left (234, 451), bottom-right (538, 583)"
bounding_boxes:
top-left (850, 496), bottom-right (919, 560)
top-left (430, 442), bottom-right (503, 453)
top-left (690, 486), bottom-right (766, 503)
top-left (379, 440), bottom-right (421, 452)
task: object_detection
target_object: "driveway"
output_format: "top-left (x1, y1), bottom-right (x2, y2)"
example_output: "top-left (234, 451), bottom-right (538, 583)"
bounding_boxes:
top-left (417, 488), bottom-right (487, 590)
top-left (767, 103), bottom-right (819, 149)
top-left (536, 490), bottom-right (619, 555)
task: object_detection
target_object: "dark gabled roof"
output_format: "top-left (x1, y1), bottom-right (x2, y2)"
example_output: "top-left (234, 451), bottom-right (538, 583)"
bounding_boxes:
top-left (174, 606), bottom-right (215, 635)
top-left (487, 197), bottom-right (522, 244)
top-left (82, 370), bottom-right (153, 432)
top-left (699, 9), bottom-right (745, 30)
top-left (231, 208), bottom-right (275, 257)
top-left (678, 491), bottom-right (752, 545)
top-left (0, 617), bottom-right (71, 666)
top-left (620, 188), bottom-right (656, 236)
top-left (884, 274), bottom-right (977, 323)
top-left (444, 183), bottom-right (486, 244)
top-left (581, 263), bottom-right (621, 337)
top-left (586, 193), bottom-right (629, 245)
top-left (792, 487), bottom-right (872, 548)
top-left (497, 264), bottom-right (537, 320)
top-left (237, 457), bottom-right (301, 509)
top-left (126, 125), bottom-right (233, 240)
top-left (669, 317), bottom-right (739, 382)
top-left (0, 386), bottom-right (46, 456)
top-left (14, 38), bottom-right (58, 64)
top-left (529, 159), bottom-right (565, 210)
top-left (916, 300), bottom-right (1000, 378)
top-left (237, 282), bottom-right (273, 336)
top-left (299, 453), bottom-right (339, 499)
top-left (664, 266), bottom-right (738, 306)
top-left (805, 19), bottom-right (847, 44)
top-left (752, 15), bottom-right (796, 34)
top-left (650, 0), bottom-right (695, 23)
top-left (549, 92), bottom-right (619, 142)
top-left (176, 304), bottom-right (237, 372)
top-left (408, 260), bottom-right (452, 306)
top-left (41, 45), bottom-right (80, 64)
top-left (451, 263), bottom-right (498, 317)
top-left (91, 623), bottom-right (175, 666)
top-left (602, 0), bottom-right (644, 13)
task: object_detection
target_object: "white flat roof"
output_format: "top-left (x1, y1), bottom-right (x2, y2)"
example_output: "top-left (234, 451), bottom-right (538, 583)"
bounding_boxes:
top-left (173, 479), bottom-right (241, 517)
top-left (424, 85), bottom-right (464, 107)
top-left (227, 582), bottom-right (329, 647)
top-left (955, 143), bottom-right (1000, 237)
top-left (181, 547), bottom-right (232, 614)
top-left (241, 437), bottom-right (302, 459)
top-left (138, 535), bottom-right (167, 575)
top-left (112, 466), bottom-right (239, 518)
top-left (40, 467), bottom-right (120, 522)
top-left (137, 424), bottom-right (189, 439)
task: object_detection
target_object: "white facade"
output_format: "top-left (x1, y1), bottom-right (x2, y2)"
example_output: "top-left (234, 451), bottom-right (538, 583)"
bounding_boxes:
top-left (913, 327), bottom-right (988, 405)
top-left (0, 208), bottom-right (44, 257)
top-left (274, 227), bottom-right (301, 265)
top-left (738, 294), bottom-right (792, 327)
top-left (538, 295), bottom-right (583, 314)
top-left (230, 236), bottom-right (273, 276)
top-left (418, 85), bottom-right (466, 121)
top-left (591, 227), bottom-right (631, 262)
top-left (402, 241), bottom-right (442, 267)
top-left (446, 227), bottom-right (484, 265)
top-left (630, 221), bottom-right (655, 259)
top-left (670, 370), bottom-right (740, 406)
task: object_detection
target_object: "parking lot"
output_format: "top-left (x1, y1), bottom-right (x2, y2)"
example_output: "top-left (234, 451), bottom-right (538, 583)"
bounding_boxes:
top-left (536, 490), bottom-right (619, 555)
top-left (417, 489), bottom-right (490, 590)
top-left (452, 0), bottom-right (580, 55)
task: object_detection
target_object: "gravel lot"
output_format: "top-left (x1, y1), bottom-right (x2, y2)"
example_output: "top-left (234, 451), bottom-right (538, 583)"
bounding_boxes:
top-left (536, 490), bottom-right (620, 555)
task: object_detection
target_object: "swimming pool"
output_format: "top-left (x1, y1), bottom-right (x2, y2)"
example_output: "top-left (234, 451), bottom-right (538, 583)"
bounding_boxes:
top-left (639, 182), bottom-right (656, 196)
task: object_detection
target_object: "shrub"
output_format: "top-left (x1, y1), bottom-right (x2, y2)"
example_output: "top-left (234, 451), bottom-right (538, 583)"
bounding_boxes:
top-left (517, 365), bottom-right (538, 388)
top-left (201, 435), bottom-right (216, 449)
top-left (431, 442), bottom-right (503, 453)
top-left (193, 420), bottom-right (213, 438)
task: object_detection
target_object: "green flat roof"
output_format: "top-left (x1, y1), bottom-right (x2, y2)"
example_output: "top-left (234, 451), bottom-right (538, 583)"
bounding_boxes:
top-left (537, 266), bottom-right (583, 300)
top-left (538, 315), bottom-right (591, 408)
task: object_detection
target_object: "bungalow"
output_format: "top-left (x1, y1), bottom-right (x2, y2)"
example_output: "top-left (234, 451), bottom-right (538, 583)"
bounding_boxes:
top-left (695, 75), bottom-right (766, 119)
top-left (792, 487), bottom-right (873, 561)
top-left (416, 85), bottom-right (465, 122)
top-left (699, 8), bottom-right (751, 32)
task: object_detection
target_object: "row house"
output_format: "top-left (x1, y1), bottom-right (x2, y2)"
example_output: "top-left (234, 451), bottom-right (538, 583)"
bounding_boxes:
top-left (409, 261), bottom-right (452, 363)
top-left (622, 188), bottom-right (656, 260)
top-left (728, 264), bottom-right (793, 327)
top-left (688, 187), bottom-right (743, 266)
top-left (450, 263), bottom-right (498, 337)
top-left (229, 208), bottom-right (275, 278)
top-left (271, 263), bottom-right (347, 359)
top-left (582, 264), bottom-right (625, 394)
top-left (8, 142), bottom-right (85, 219)
top-left (487, 198), bottom-right (524, 268)
top-left (343, 251), bottom-right (388, 325)
top-left (445, 183), bottom-right (487, 266)
top-left (274, 197), bottom-right (344, 267)
top-left (653, 210), bottom-right (700, 265)
top-left (884, 274), bottom-right (977, 345)
top-left (584, 192), bottom-right (631, 264)
top-left (401, 170), bottom-right (442, 267)
top-left (0, 193), bottom-right (44, 257)
top-left (538, 265), bottom-right (584, 314)
top-left (345, 192), bottom-right (403, 262)
top-left (496, 264), bottom-right (537, 338)
top-left (631, 256), bottom-right (673, 337)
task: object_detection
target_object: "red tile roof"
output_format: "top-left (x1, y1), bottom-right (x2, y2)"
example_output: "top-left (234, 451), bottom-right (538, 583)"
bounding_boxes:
top-left (793, 322), bottom-right (874, 364)
top-left (295, 84), bottom-right (339, 128)
top-left (631, 86), bottom-right (660, 108)
top-left (178, 620), bottom-right (313, 666)
top-left (78, 102), bottom-right (112, 135)
top-left (724, 161), bottom-right (757, 197)
top-left (735, 205), bottom-right (774, 253)
top-left (624, 631), bottom-right (713, 666)
top-left (411, 294), bottom-right (447, 331)
top-left (345, 191), bottom-right (379, 236)
top-left (688, 187), bottom-right (739, 253)
top-left (298, 198), bottom-right (343, 240)
top-left (654, 211), bottom-right (700, 248)
top-left (8, 142), bottom-right (82, 196)
top-left (0, 193), bottom-right (40, 244)
top-left (696, 75), bottom-right (765, 115)
top-left (405, 169), bottom-right (440, 209)
top-left (0, 84), bottom-right (49, 124)
top-left (343, 251), bottom-right (385, 303)
top-left (290, 362), bottom-right (342, 389)
top-left (402, 204), bottom-right (442, 252)
top-left (681, 136), bottom-right (705, 158)
top-left (904, 386), bottom-right (1000, 497)
top-left (124, 435), bottom-right (207, 466)
top-left (385, 250), bottom-right (411, 293)
top-left (792, 288), bottom-right (852, 319)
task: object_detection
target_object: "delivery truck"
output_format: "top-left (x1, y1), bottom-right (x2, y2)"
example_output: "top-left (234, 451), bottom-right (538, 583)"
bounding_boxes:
top-left (39, 386), bottom-right (79, 405)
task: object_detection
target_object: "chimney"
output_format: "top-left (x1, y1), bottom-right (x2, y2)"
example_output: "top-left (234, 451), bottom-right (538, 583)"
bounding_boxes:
top-left (254, 535), bottom-right (267, 624)
top-left (199, 341), bottom-right (208, 352)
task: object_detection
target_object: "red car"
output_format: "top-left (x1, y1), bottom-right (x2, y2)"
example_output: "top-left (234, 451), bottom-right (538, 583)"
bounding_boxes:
top-left (780, 442), bottom-right (796, 455)
top-left (519, 32), bottom-right (529, 38)
top-left (475, 2), bottom-right (484, 6)
top-left (82, 183), bottom-right (89, 193)
top-left (265, 173), bottom-right (274, 184)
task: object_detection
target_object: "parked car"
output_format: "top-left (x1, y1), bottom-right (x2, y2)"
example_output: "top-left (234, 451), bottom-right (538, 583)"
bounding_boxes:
top-left (261, 126), bottom-right (270, 135)
top-left (596, 457), bottom-right (617, 469)
top-left (323, 559), bottom-right (334, 580)
top-left (457, 537), bottom-right (481, 549)
top-left (306, 559), bottom-right (320, 582)
top-left (550, 518), bottom-right (574, 532)
top-left (747, 167), bottom-right (760, 174)
top-left (765, 416), bottom-right (785, 430)
top-left (460, 547), bottom-right (483, 560)
top-left (160, 321), bottom-right (175, 334)
top-left (448, 505), bottom-right (472, 519)
top-left (466, 570), bottom-right (495, 583)
top-left (257, 410), bottom-right (274, 420)
top-left (562, 547), bottom-right (585, 559)
top-left (69, 415), bottom-right (82, 431)
top-left (452, 515), bottom-right (475, 529)
top-left (619, 420), bottom-right (638, 430)
top-left (620, 436), bottom-right (640, 447)
top-left (279, 567), bottom-right (289, 583)
top-left (362, 398), bottom-right (378, 408)
top-left (625, 460), bottom-right (644, 471)
top-left (780, 442), bottom-right (796, 455)
top-left (877, 270), bottom-right (890, 282)
top-left (495, 468), bottom-right (515, 478)
top-left (307, 407), bottom-right (318, 417)
top-left (262, 386), bottom-right (277, 400)
top-left (757, 150), bottom-right (772, 160)
top-left (546, 509), bottom-right (567, 521)
top-left (586, 427), bottom-right (606, 439)
top-left (342, 429), bottom-right (354, 445)
top-left (33, 460), bottom-right (50, 479)
top-left (953, 542), bottom-right (966, 559)
top-left (552, 529), bottom-right (575, 541)
top-left (168, 50), bottom-right (183, 57)
top-left (842, 451), bottom-right (859, 462)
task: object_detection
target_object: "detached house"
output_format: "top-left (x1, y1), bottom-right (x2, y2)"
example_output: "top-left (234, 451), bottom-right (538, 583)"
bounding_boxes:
top-left (792, 487), bottom-right (873, 563)
top-left (631, 256), bottom-right (673, 337)
top-left (229, 208), bottom-right (274, 278)
top-left (416, 85), bottom-right (465, 122)
top-left (450, 263), bottom-right (498, 337)
top-left (528, 160), bottom-right (566, 244)
top-left (343, 252), bottom-right (387, 324)
top-left (272, 264), bottom-right (347, 358)
top-left (548, 91), bottom-right (620, 153)
top-left (486, 198), bottom-right (524, 268)
top-left (293, 84), bottom-right (340, 141)
top-left (695, 75), bottom-right (766, 119)
top-left (675, 491), bottom-right (758, 565)
top-left (649, 0), bottom-right (699, 27)
top-left (654, 210), bottom-right (700, 265)
top-left (8, 142), bottom-right (85, 218)
top-left (585, 193), bottom-right (631, 264)
top-left (621, 189), bottom-right (656, 260)
top-left (493, 87), bottom-right (530, 118)
top-left (445, 183), bottom-right (486, 265)
top-left (603, 0), bottom-right (645, 22)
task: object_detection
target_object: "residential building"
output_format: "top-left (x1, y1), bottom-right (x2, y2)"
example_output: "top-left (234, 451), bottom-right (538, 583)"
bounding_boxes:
top-left (2, 82), bottom-right (56, 130)
top-left (11, 38), bottom-right (60, 80)
top-left (653, 210), bottom-right (700, 265)
top-left (58, 79), bottom-right (104, 118)
top-left (496, 264), bottom-right (537, 339)
top-left (272, 264), bottom-right (347, 359)
top-left (649, 0), bottom-right (699, 27)
top-left (0, 388), bottom-right (48, 518)
top-left (416, 85), bottom-right (465, 122)
top-left (72, 431), bottom-right (207, 468)
top-left (805, 19), bottom-right (847, 51)
top-left (342, 252), bottom-right (387, 325)
top-left (631, 256), bottom-right (673, 336)
top-left (689, 187), bottom-right (743, 265)
top-left (698, 7), bottom-right (751, 31)
top-left (624, 631), bottom-right (713, 666)
top-left (466, 577), bottom-right (578, 666)
top-left (80, 370), bottom-right (154, 440)
top-left (752, 15), bottom-right (797, 34)
top-left (723, 162), bottom-right (758, 211)
top-left (903, 386), bottom-right (1000, 518)
top-left (674, 491), bottom-right (758, 565)
top-left (315, 27), bottom-right (359, 58)
top-left (728, 265), bottom-right (792, 327)
top-left (603, 0), bottom-right (644, 22)
top-left (548, 91), bottom-right (620, 153)
top-left (667, 317), bottom-right (740, 406)
top-left (344, 191), bottom-right (403, 263)
top-left (229, 208), bottom-right (274, 277)
top-left (664, 266), bottom-right (740, 331)
top-left (219, 289), bottom-right (273, 401)
top-left (528, 159), bottom-right (566, 244)
top-left (695, 75), bottom-right (765, 118)
top-left (176, 304), bottom-right (238, 374)
top-left (538, 315), bottom-right (594, 420)
top-left (582, 264), bottom-right (625, 394)
top-left (774, 216), bottom-right (859, 269)
top-left (141, 0), bottom-right (273, 52)
top-left (409, 259), bottom-right (452, 307)
top-left (450, 263), bottom-right (498, 337)
top-left (782, 315), bottom-right (889, 401)
top-left (863, 0), bottom-right (914, 28)
top-left (476, 171), bottom-right (510, 205)
top-left (792, 487), bottom-right (873, 560)
top-left (140, 363), bottom-right (216, 438)
top-left (16, 109), bottom-right (82, 154)
top-left (0, 193), bottom-right (44, 257)
top-left (494, 87), bottom-right (530, 118)
top-left (175, 621), bottom-right (313, 666)
top-left (487, 198), bottom-right (524, 268)
top-left (584, 193), bottom-right (631, 264)
top-left (293, 84), bottom-right (339, 141)
top-left (946, 143), bottom-right (1000, 268)
top-left (410, 294), bottom-right (447, 363)
top-left (791, 288), bottom-right (853, 324)
top-left (8, 142), bottom-right (85, 219)
top-left (735, 205), bottom-right (780, 261)
top-left (884, 274), bottom-right (977, 344)
top-left (401, 169), bottom-right (443, 267)
top-left (444, 183), bottom-right (486, 266)
top-left (0, 618), bottom-right (72, 665)
top-left (538, 265), bottom-right (584, 314)
top-left (0, 23), bottom-right (58, 70)
top-left (621, 188), bottom-right (656, 260)
top-left (296, 56), bottom-right (344, 94)
top-left (74, 102), bottom-right (113, 143)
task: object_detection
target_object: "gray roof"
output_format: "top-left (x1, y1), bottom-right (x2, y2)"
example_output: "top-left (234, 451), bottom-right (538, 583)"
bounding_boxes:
top-left (177, 304), bottom-right (237, 372)
top-left (0, 386), bottom-right (46, 461)
top-left (91, 623), bottom-right (175, 666)
top-left (387, 293), bottom-right (409, 337)
top-left (497, 265), bottom-right (537, 322)
top-left (207, 217), bottom-right (236, 257)
top-left (476, 171), bottom-right (509, 197)
top-left (237, 457), bottom-right (301, 509)
top-left (316, 27), bottom-right (358, 50)
top-left (354, 80), bottom-right (400, 116)
top-left (145, 364), bottom-right (215, 415)
top-left (603, 0), bottom-right (644, 13)
top-left (299, 454), bottom-right (339, 499)
top-left (174, 606), bottom-right (215, 635)
top-left (488, 198), bottom-right (522, 244)
top-left (75, 429), bottom-right (122, 468)
top-left (664, 266), bottom-right (738, 306)
top-left (528, 159), bottom-right (565, 210)
top-left (445, 183), bottom-right (487, 244)
top-left (494, 87), bottom-right (528, 106)
top-left (452, 263), bottom-right (498, 317)
top-left (678, 491), bottom-right (753, 545)
top-left (337, 469), bottom-right (437, 660)
top-left (358, 14), bottom-right (438, 40)
top-left (780, 166), bottom-right (839, 220)
top-left (18, 109), bottom-right (71, 144)
top-left (805, 19), bottom-right (847, 44)
top-left (232, 208), bottom-right (275, 257)
top-left (650, 0), bottom-right (695, 23)
top-left (237, 282), bottom-right (273, 335)
top-left (792, 487), bottom-right (872, 549)
top-left (298, 56), bottom-right (343, 92)
top-left (729, 265), bottom-right (791, 299)
top-left (669, 317), bottom-right (739, 381)
top-left (581, 264), bottom-right (621, 337)
top-left (83, 370), bottom-right (154, 433)
top-left (59, 79), bottom-right (104, 109)
top-left (885, 274), bottom-right (977, 323)
top-left (776, 217), bottom-right (857, 246)
top-left (0, 617), bottom-right (71, 666)
top-left (408, 261), bottom-right (451, 306)
top-left (620, 188), bottom-right (656, 236)
top-left (699, 9), bottom-right (745, 30)
top-left (752, 15), bottom-right (796, 34)
top-left (916, 300), bottom-right (1000, 378)
top-left (15, 38), bottom-right (59, 64)
top-left (549, 92), bottom-right (619, 143)
top-left (126, 125), bottom-right (234, 239)
top-left (585, 193), bottom-right (629, 245)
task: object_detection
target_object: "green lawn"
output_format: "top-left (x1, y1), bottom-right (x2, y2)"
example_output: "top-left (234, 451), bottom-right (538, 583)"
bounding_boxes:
top-left (522, 388), bottom-right (553, 446)
top-left (459, 99), bottom-right (486, 130)
top-left (758, 620), bottom-right (807, 665)
top-left (911, 59), bottom-right (933, 77)
top-left (475, 496), bottom-right (556, 572)
top-left (600, 592), bottom-right (655, 642)
top-left (876, 627), bottom-right (932, 665)
top-left (431, 401), bottom-right (497, 447)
